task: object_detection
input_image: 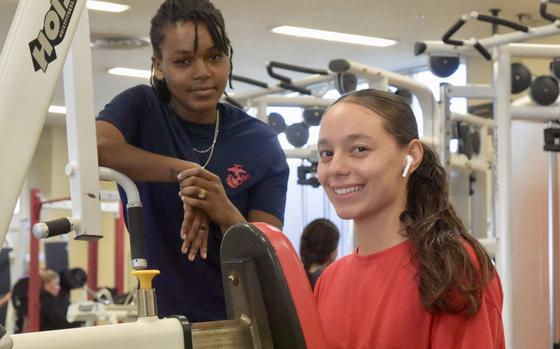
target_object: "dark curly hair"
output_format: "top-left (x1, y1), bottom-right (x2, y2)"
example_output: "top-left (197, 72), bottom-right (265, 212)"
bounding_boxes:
top-left (299, 218), bottom-right (340, 273)
top-left (330, 89), bottom-right (495, 316)
top-left (149, 0), bottom-right (234, 102)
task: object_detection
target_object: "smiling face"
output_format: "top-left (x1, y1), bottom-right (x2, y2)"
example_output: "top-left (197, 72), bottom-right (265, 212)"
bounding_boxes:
top-left (152, 21), bottom-right (230, 122)
top-left (317, 102), bottom-right (409, 221)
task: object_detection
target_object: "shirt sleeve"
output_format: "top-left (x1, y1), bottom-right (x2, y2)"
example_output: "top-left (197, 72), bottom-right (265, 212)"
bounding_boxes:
top-left (96, 85), bottom-right (152, 143)
top-left (246, 135), bottom-right (289, 222)
top-left (431, 274), bottom-right (505, 349)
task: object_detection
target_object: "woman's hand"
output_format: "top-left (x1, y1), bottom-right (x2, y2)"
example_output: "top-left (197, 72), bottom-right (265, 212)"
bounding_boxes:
top-left (177, 167), bottom-right (245, 233)
top-left (179, 202), bottom-right (209, 261)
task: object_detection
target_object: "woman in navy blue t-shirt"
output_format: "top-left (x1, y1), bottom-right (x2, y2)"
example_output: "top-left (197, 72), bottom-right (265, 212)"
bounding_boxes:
top-left (96, 0), bottom-right (288, 322)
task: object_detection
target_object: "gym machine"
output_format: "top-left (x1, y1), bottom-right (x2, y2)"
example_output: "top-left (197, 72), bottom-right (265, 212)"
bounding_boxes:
top-left (228, 58), bottom-right (438, 188)
top-left (0, 0), bottom-right (330, 347)
top-left (415, 1), bottom-right (560, 347)
top-left (14, 222), bottom-right (330, 349)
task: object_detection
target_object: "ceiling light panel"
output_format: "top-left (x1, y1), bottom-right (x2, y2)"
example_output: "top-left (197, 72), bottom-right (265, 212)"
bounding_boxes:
top-left (48, 105), bottom-right (66, 114)
top-left (108, 67), bottom-right (150, 79)
top-left (87, 1), bottom-right (130, 13)
top-left (271, 25), bottom-right (397, 47)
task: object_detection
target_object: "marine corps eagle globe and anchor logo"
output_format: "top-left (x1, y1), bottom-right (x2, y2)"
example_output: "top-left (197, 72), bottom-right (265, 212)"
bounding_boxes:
top-left (226, 164), bottom-right (250, 189)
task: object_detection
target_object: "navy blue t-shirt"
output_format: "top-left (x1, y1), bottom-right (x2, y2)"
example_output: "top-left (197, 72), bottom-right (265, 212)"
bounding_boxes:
top-left (97, 85), bottom-right (289, 321)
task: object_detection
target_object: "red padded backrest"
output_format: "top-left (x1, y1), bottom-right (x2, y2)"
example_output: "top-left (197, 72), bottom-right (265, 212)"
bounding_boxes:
top-left (253, 222), bottom-right (329, 349)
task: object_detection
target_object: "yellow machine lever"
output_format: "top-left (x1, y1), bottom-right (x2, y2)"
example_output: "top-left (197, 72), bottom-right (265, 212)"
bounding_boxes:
top-left (131, 270), bottom-right (160, 289)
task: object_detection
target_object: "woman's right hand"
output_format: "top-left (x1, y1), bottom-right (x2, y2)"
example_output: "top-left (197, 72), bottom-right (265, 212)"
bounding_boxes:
top-left (180, 202), bottom-right (209, 261)
top-left (177, 167), bottom-right (245, 233)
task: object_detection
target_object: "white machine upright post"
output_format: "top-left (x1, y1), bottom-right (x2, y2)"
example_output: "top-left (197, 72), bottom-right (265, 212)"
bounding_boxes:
top-left (439, 84), bottom-right (452, 167)
top-left (440, 84), bottom-right (496, 244)
top-left (256, 101), bottom-right (267, 123)
top-left (0, 0), bottom-right (87, 247)
top-left (493, 46), bottom-right (513, 348)
top-left (547, 128), bottom-right (558, 348)
top-left (63, 6), bottom-right (102, 240)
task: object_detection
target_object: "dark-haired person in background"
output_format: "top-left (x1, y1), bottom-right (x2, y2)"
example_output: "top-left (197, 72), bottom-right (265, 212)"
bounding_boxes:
top-left (315, 89), bottom-right (504, 348)
top-left (299, 218), bottom-right (339, 289)
top-left (95, 0), bottom-right (288, 322)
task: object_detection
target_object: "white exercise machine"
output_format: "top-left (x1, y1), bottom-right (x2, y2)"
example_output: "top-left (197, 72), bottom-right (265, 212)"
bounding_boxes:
top-left (0, 2), bottom-right (333, 348)
top-left (415, 2), bottom-right (560, 346)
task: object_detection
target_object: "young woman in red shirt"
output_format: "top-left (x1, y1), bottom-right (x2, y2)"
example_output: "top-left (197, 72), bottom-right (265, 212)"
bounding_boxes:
top-left (315, 89), bottom-right (504, 348)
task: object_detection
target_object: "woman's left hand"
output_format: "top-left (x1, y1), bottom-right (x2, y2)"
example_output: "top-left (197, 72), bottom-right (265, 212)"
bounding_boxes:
top-left (180, 203), bottom-right (209, 261)
top-left (177, 167), bottom-right (245, 232)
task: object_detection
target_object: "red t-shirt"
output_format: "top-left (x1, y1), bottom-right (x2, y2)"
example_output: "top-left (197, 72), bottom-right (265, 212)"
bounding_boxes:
top-left (314, 240), bottom-right (505, 349)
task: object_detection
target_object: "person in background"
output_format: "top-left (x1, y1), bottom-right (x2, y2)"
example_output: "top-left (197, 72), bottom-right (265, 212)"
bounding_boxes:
top-left (11, 267), bottom-right (86, 333)
top-left (11, 277), bottom-right (29, 333)
top-left (314, 89), bottom-right (504, 348)
top-left (95, 0), bottom-right (289, 322)
top-left (0, 292), bottom-right (10, 310)
top-left (39, 269), bottom-right (80, 331)
top-left (299, 218), bottom-right (339, 289)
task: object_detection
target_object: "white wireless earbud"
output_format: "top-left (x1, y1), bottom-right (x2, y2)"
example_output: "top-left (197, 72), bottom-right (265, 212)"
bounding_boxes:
top-left (402, 155), bottom-right (413, 178)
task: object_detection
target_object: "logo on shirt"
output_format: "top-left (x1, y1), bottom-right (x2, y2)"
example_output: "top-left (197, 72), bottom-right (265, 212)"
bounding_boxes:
top-left (226, 164), bottom-right (251, 189)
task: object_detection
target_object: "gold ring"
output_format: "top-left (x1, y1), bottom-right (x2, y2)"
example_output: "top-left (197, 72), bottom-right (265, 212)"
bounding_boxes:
top-left (198, 188), bottom-right (206, 200)
top-left (199, 224), bottom-right (208, 231)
